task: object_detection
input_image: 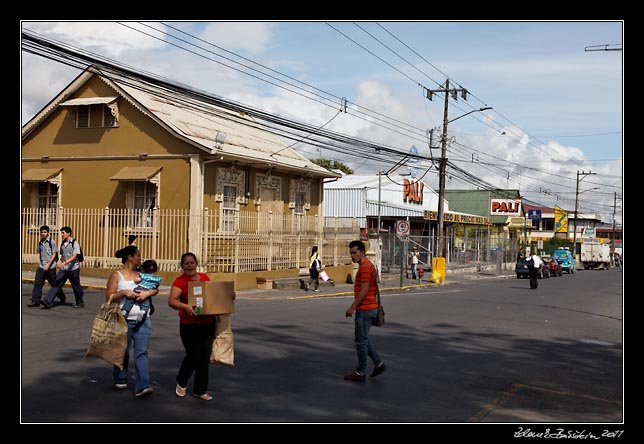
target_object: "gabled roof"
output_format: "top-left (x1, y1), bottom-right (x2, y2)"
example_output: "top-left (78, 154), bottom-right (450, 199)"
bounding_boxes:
top-left (22, 66), bottom-right (338, 179)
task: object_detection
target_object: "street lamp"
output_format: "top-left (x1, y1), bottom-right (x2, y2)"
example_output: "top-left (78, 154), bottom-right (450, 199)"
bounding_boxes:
top-left (437, 105), bottom-right (493, 258)
top-left (448, 106), bottom-right (493, 124)
top-left (572, 171), bottom-right (598, 258)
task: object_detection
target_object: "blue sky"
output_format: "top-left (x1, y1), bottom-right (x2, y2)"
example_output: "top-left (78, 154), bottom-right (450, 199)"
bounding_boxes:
top-left (20, 21), bottom-right (623, 222)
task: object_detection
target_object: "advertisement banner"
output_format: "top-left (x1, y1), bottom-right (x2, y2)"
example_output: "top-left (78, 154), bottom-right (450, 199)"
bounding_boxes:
top-left (555, 205), bottom-right (568, 233)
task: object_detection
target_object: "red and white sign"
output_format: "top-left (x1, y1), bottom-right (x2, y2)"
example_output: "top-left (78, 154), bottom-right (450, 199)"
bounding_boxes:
top-left (490, 199), bottom-right (522, 216)
top-left (396, 220), bottom-right (410, 236)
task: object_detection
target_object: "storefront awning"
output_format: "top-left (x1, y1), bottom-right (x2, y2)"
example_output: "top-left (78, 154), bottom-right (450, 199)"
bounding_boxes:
top-left (59, 96), bottom-right (118, 106)
top-left (109, 166), bottom-right (162, 181)
top-left (22, 168), bottom-right (62, 182)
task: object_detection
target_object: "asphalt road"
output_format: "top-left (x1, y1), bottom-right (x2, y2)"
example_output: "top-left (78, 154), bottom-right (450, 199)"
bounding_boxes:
top-left (19, 267), bottom-right (623, 427)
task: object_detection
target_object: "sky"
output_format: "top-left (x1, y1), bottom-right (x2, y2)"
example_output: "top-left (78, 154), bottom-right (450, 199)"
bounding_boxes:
top-left (20, 21), bottom-right (623, 224)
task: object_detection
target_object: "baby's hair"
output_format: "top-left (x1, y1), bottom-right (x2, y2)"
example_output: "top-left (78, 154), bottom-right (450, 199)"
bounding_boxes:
top-left (141, 259), bottom-right (158, 274)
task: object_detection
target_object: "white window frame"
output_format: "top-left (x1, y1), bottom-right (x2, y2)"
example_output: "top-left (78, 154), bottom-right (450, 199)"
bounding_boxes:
top-left (28, 173), bottom-right (62, 228)
top-left (215, 166), bottom-right (245, 233)
top-left (76, 103), bottom-right (118, 128)
top-left (124, 173), bottom-right (160, 230)
top-left (289, 178), bottom-right (311, 214)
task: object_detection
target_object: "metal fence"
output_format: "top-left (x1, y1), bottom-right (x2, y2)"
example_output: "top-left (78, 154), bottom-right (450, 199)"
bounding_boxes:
top-left (21, 208), bottom-right (359, 273)
top-left (379, 232), bottom-right (519, 274)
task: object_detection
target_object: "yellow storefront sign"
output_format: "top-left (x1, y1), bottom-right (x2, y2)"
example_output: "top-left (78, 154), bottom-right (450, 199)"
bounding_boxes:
top-left (424, 210), bottom-right (491, 225)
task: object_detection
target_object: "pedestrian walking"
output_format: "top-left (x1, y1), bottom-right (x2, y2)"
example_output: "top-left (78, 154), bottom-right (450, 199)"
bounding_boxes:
top-left (305, 246), bottom-right (321, 292)
top-left (106, 245), bottom-right (158, 396)
top-left (344, 240), bottom-right (386, 382)
top-left (526, 253), bottom-right (543, 290)
top-left (27, 225), bottom-right (66, 307)
top-left (168, 252), bottom-right (216, 401)
top-left (41, 226), bottom-right (84, 309)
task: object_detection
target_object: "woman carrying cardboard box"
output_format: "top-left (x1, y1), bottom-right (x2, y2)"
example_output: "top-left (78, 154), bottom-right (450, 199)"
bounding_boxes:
top-left (168, 252), bottom-right (216, 401)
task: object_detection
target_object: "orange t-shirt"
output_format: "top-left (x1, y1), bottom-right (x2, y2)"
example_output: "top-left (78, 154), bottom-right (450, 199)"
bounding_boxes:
top-left (354, 258), bottom-right (378, 310)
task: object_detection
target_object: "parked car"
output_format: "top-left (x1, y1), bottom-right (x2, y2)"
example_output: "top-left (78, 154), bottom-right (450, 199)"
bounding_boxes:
top-left (516, 257), bottom-right (547, 279)
top-left (552, 248), bottom-right (575, 274)
top-left (546, 257), bottom-right (563, 277)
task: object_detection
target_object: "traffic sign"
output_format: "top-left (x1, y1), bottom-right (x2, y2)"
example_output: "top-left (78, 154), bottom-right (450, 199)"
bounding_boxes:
top-left (396, 220), bottom-right (410, 236)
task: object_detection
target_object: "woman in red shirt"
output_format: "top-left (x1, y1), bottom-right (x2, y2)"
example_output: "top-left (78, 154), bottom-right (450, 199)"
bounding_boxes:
top-left (168, 252), bottom-right (215, 401)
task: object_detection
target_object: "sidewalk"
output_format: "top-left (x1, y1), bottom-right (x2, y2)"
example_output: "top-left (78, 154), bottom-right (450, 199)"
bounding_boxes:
top-left (21, 268), bottom-right (515, 300)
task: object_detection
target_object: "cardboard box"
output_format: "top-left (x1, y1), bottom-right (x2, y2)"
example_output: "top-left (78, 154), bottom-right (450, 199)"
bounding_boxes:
top-left (188, 281), bottom-right (235, 315)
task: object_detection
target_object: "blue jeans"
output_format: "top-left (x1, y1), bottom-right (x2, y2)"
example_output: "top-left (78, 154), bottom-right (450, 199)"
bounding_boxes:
top-left (113, 318), bottom-right (151, 394)
top-left (411, 263), bottom-right (418, 279)
top-left (354, 309), bottom-right (382, 374)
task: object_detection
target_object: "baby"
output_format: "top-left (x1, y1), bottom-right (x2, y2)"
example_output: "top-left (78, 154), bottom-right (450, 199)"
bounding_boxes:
top-left (122, 259), bottom-right (162, 322)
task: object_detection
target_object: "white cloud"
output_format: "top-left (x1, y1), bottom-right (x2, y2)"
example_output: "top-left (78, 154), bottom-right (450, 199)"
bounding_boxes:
top-left (198, 22), bottom-right (277, 55)
top-left (22, 22), bottom-right (168, 57)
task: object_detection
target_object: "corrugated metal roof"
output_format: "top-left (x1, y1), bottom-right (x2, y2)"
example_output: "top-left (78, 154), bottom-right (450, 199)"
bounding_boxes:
top-left (22, 66), bottom-right (338, 179)
top-left (104, 71), bottom-right (336, 178)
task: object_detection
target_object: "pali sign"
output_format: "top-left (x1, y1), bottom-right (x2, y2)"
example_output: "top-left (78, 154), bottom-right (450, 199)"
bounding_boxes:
top-left (490, 199), bottom-right (522, 216)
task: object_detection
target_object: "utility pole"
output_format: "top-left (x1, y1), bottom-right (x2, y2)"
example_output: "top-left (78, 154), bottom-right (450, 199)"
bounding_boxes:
top-left (572, 170), bottom-right (596, 258)
top-left (426, 79), bottom-right (469, 258)
top-left (612, 191), bottom-right (617, 248)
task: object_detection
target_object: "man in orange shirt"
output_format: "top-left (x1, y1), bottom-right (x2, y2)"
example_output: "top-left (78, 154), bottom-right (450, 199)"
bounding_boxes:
top-left (344, 240), bottom-right (386, 381)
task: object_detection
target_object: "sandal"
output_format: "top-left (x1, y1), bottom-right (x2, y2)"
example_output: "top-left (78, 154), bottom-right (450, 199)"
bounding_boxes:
top-left (175, 384), bottom-right (187, 398)
top-left (193, 393), bottom-right (213, 401)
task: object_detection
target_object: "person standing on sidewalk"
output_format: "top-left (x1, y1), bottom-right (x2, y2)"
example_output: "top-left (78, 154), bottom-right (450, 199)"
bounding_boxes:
top-left (106, 245), bottom-right (158, 397)
top-left (168, 252), bottom-right (216, 401)
top-left (305, 245), bottom-right (321, 292)
top-left (409, 247), bottom-right (420, 279)
top-left (344, 240), bottom-right (386, 382)
top-left (41, 226), bottom-right (84, 309)
top-left (27, 225), bottom-right (66, 307)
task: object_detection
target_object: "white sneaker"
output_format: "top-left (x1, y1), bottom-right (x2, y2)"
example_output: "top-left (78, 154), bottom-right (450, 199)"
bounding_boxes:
top-left (313, 289), bottom-right (319, 292)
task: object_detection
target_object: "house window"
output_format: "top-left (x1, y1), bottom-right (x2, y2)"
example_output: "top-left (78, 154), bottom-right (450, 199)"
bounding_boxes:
top-left (289, 178), bottom-right (311, 214)
top-left (36, 182), bottom-right (59, 226)
top-left (131, 181), bottom-right (157, 228)
top-left (294, 191), bottom-right (306, 215)
top-left (222, 184), bottom-right (238, 232)
top-left (76, 104), bottom-right (117, 128)
top-left (216, 166), bottom-right (245, 233)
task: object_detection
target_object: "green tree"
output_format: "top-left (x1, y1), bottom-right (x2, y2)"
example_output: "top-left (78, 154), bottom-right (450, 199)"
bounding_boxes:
top-left (311, 158), bottom-right (354, 175)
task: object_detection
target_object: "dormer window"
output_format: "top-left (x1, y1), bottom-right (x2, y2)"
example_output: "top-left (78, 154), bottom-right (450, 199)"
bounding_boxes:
top-left (60, 96), bottom-right (119, 128)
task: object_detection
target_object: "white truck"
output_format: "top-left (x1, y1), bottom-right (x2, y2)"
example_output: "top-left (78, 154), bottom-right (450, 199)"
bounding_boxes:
top-left (580, 242), bottom-right (611, 270)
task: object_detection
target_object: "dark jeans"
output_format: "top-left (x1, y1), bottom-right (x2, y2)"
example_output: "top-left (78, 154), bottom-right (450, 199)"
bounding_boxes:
top-left (528, 267), bottom-right (539, 289)
top-left (177, 322), bottom-right (215, 396)
top-left (31, 267), bottom-right (65, 303)
top-left (43, 268), bottom-right (84, 305)
top-left (308, 268), bottom-right (320, 290)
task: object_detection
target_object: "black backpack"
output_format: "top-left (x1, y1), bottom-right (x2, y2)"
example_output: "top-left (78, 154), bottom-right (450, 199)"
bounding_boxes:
top-left (64, 238), bottom-right (84, 263)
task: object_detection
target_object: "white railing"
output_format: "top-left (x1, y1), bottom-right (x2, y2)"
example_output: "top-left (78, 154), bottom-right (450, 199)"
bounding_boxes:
top-left (21, 207), bottom-right (359, 273)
